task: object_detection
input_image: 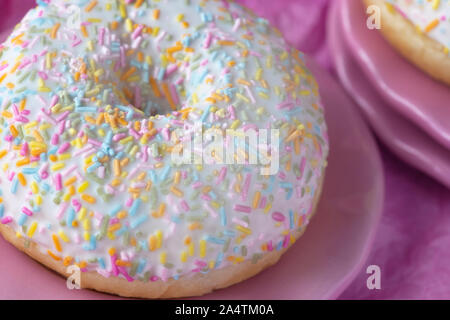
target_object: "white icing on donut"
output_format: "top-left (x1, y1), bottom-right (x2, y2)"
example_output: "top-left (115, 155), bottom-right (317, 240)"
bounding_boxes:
top-left (0, 0), bottom-right (328, 282)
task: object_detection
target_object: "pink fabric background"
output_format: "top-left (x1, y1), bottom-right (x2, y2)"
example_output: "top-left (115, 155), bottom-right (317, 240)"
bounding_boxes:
top-left (2, 0), bottom-right (450, 299)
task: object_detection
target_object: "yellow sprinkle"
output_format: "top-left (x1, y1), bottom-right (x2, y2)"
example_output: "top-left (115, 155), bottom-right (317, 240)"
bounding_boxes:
top-left (27, 222), bottom-right (38, 238)
top-left (153, 9), bottom-right (160, 20)
top-left (119, 3), bottom-right (127, 18)
top-left (180, 251), bottom-right (187, 262)
top-left (30, 181), bottom-right (39, 195)
top-left (432, 0), bottom-right (440, 10)
top-left (78, 181), bottom-right (89, 193)
top-left (51, 163), bottom-right (65, 171)
top-left (160, 251), bottom-right (167, 264)
top-left (200, 240), bottom-right (206, 258)
top-left (236, 225), bottom-right (252, 235)
top-left (0, 150), bottom-right (7, 159)
top-left (58, 230), bottom-right (70, 242)
top-left (156, 230), bottom-right (163, 248)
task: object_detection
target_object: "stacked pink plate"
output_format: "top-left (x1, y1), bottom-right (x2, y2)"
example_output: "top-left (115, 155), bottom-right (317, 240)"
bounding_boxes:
top-left (328, 0), bottom-right (450, 189)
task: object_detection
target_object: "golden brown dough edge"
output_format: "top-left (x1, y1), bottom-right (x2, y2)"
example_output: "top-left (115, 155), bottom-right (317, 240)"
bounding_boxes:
top-left (363, 0), bottom-right (450, 86)
top-left (0, 174), bottom-right (325, 299)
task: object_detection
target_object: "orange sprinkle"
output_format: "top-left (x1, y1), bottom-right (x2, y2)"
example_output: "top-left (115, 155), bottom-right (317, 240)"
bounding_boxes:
top-left (81, 25), bottom-right (89, 38)
top-left (149, 77), bottom-right (161, 98)
top-left (52, 234), bottom-right (62, 252)
top-left (9, 125), bottom-right (18, 137)
top-left (63, 256), bottom-right (73, 267)
top-left (135, 0), bottom-right (144, 8)
top-left (47, 250), bottom-right (61, 261)
top-left (218, 40), bottom-right (235, 46)
top-left (115, 260), bottom-right (132, 267)
top-left (121, 67), bottom-right (137, 81)
top-left (85, 0), bottom-right (98, 12)
top-left (425, 18), bottom-right (439, 33)
top-left (17, 173), bottom-right (26, 186)
top-left (148, 235), bottom-right (157, 251)
top-left (81, 194), bottom-right (96, 204)
top-left (111, 21), bottom-right (119, 30)
top-left (16, 158), bottom-right (30, 167)
top-left (161, 82), bottom-right (177, 110)
top-left (50, 23), bottom-right (61, 39)
top-left (170, 186), bottom-right (183, 197)
top-left (153, 9), bottom-right (160, 20)
top-left (113, 159), bottom-right (121, 177)
top-left (0, 150), bottom-right (7, 159)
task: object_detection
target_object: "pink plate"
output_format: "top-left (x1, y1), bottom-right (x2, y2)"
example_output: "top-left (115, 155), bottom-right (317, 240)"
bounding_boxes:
top-left (0, 53), bottom-right (384, 299)
top-left (339, 0), bottom-right (450, 151)
top-left (329, 0), bottom-right (450, 189)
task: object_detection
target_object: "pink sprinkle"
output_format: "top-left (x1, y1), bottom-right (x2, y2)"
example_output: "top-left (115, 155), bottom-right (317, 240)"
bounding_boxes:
top-left (234, 204), bottom-right (252, 213)
top-left (1, 216), bottom-right (12, 224)
top-left (57, 142), bottom-right (70, 154)
top-left (72, 199), bottom-right (82, 212)
top-left (56, 202), bottom-right (69, 219)
top-left (51, 133), bottom-right (59, 145)
top-left (20, 142), bottom-right (29, 156)
top-left (118, 266), bottom-right (134, 282)
top-left (241, 173), bottom-right (251, 201)
top-left (54, 173), bottom-right (62, 191)
top-left (180, 200), bottom-right (190, 212)
top-left (22, 207), bottom-right (33, 216)
top-left (283, 234), bottom-right (290, 248)
top-left (98, 27), bottom-right (105, 45)
top-left (204, 32), bottom-right (213, 49)
top-left (272, 211), bottom-right (285, 222)
top-left (110, 255), bottom-right (119, 276)
top-left (216, 167), bottom-right (227, 184)
top-left (192, 181), bottom-right (203, 189)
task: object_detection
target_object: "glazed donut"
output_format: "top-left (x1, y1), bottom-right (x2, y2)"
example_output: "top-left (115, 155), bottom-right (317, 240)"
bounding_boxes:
top-left (0, 0), bottom-right (328, 298)
top-left (364, 0), bottom-right (450, 85)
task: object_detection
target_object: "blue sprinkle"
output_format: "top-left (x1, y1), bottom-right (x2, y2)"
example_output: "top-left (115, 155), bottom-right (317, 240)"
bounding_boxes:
top-left (109, 204), bottom-right (122, 217)
top-left (18, 213), bottom-right (27, 226)
top-left (137, 259), bottom-right (146, 274)
top-left (206, 236), bottom-right (226, 245)
top-left (289, 210), bottom-right (294, 229)
top-left (11, 178), bottom-right (18, 194)
top-left (98, 258), bottom-right (106, 269)
top-left (0, 204), bottom-right (4, 218)
top-left (129, 198), bottom-right (142, 217)
top-left (160, 166), bottom-right (171, 181)
top-left (220, 207), bottom-right (227, 226)
top-left (66, 207), bottom-right (75, 227)
top-left (130, 214), bottom-right (147, 229)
